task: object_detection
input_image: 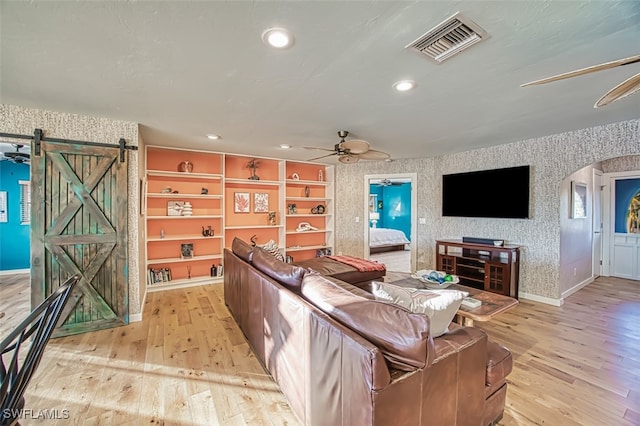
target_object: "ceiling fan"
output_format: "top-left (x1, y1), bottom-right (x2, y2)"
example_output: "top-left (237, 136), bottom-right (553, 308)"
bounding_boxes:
top-left (1, 144), bottom-right (30, 164)
top-left (375, 178), bottom-right (403, 187)
top-left (305, 131), bottom-right (391, 164)
top-left (521, 54), bottom-right (640, 108)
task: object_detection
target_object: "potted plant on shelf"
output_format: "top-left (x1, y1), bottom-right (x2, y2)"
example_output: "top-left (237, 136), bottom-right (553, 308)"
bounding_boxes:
top-left (247, 159), bottom-right (260, 180)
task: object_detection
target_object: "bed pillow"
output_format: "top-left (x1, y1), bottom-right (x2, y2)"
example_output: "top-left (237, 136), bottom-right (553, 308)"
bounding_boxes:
top-left (371, 282), bottom-right (468, 337)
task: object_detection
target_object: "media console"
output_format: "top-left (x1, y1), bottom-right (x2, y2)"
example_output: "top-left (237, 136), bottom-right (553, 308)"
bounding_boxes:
top-left (436, 239), bottom-right (520, 298)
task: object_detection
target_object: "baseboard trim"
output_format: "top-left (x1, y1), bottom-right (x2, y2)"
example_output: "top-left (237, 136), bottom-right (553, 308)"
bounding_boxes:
top-left (561, 276), bottom-right (595, 300)
top-left (519, 292), bottom-right (564, 306)
top-left (129, 291), bottom-right (147, 323)
top-left (0, 268), bottom-right (30, 276)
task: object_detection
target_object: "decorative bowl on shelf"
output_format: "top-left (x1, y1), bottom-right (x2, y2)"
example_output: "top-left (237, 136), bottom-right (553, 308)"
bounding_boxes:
top-left (411, 269), bottom-right (459, 289)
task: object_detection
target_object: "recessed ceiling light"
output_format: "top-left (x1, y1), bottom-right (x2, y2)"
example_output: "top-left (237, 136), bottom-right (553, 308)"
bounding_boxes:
top-left (262, 27), bottom-right (294, 49)
top-left (280, 144), bottom-right (291, 149)
top-left (207, 134), bottom-right (220, 140)
top-left (393, 80), bottom-right (416, 92)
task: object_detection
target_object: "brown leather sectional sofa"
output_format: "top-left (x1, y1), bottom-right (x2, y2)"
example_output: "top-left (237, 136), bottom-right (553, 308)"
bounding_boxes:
top-left (224, 238), bottom-right (512, 425)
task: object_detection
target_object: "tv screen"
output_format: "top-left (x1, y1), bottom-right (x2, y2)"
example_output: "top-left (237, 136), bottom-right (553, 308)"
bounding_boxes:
top-left (442, 166), bottom-right (530, 219)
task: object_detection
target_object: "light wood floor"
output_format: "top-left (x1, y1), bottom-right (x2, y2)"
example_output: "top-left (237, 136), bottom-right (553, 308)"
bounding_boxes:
top-left (369, 249), bottom-right (411, 273)
top-left (1, 274), bottom-right (639, 425)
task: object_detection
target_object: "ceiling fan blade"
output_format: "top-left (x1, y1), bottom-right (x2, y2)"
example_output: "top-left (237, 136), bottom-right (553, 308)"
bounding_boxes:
top-left (338, 154), bottom-right (360, 164)
top-left (594, 72), bottom-right (640, 108)
top-left (521, 54), bottom-right (640, 87)
top-left (306, 152), bottom-right (337, 162)
top-left (340, 139), bottom-right (370, 154)
top-left (357, 149), bottom-right (391, 160)
top-left (303, 146), bottom-right (336, 152)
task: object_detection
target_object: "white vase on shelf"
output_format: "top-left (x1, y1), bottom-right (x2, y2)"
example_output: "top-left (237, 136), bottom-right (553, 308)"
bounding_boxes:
top-left (182, 202), bottom-right (193, 216)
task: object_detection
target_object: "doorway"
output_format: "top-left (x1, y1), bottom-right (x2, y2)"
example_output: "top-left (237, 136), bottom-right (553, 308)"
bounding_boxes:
top-left (592, 169), bottom-right (603, 277)
top-left (363, 173), bottom-right (417, 273)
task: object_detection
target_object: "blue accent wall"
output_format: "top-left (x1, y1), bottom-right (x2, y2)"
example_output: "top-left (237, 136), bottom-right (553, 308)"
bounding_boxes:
top-left (0, 161), bottom-right (30, 271)
top-left (615, 178), bottom-right (640, 233)
top-left (369, 182), bottom-right (411, 240)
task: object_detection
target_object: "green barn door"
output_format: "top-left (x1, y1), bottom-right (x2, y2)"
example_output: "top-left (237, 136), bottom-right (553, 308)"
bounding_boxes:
top-left (31, 140), bottom-right (129, 336)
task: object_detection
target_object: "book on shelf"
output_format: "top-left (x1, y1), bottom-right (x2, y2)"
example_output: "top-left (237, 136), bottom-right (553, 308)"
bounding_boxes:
top-left (148, 267), bottom-right (172, 285)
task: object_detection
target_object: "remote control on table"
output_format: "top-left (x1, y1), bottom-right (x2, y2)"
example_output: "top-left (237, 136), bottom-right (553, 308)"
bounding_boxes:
top-left (461, 297), bottom-right (482, 309)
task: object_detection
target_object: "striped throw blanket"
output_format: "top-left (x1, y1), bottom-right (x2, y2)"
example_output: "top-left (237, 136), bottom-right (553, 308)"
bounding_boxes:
top-left (327, 255), bottom-right (386, 272)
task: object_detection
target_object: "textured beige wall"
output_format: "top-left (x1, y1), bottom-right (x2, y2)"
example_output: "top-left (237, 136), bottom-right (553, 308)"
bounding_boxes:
top-left (559, 165), bottom-right (597, 294)
top-left (602, 154), bottom-right (640, 173)
top-left (336, 119), bottom-right (640, 300)
top-left (0, 104), bottom-right (141, 316)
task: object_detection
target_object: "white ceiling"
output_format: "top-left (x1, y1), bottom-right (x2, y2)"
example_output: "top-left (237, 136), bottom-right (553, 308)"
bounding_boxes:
top-left (1, 1), bottom-right (639, 163)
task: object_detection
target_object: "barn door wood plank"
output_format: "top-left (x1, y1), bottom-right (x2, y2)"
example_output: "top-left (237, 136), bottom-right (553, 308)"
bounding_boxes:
top-left (46, 153), bottom-right (115, 236)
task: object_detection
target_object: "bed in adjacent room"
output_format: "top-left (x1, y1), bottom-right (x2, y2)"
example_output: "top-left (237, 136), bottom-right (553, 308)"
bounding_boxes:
top-left (369, 227), bottom-right (410, 253)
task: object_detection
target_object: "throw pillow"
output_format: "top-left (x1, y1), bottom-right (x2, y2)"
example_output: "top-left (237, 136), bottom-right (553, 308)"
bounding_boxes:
top-left (256, 239), bottom-right (285, 262)
top-left (409, 289), bottom-right (468, 337)
top-left (371, 282), bottom-right (468, 337)
top-left (370, 281), bottom-right (413, 309)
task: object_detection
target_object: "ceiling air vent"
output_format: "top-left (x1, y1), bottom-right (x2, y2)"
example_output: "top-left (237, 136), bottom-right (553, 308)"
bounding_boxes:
top-left (405, 12), bottom-right (489, 64)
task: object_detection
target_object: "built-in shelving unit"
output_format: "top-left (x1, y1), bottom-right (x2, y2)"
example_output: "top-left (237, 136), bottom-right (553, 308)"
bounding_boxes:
top-left (223, 154), bottom-right (284, 252)
top-left (143, 147), bottom-right (334, 292)
top-left (144, 146), bottom-right (225, 292)
top-left (284, 161), bottom-right (334, 262)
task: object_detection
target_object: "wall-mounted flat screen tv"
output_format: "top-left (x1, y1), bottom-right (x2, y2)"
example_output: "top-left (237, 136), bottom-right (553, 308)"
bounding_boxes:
top-left (442, 165), bottom-right (530, 219)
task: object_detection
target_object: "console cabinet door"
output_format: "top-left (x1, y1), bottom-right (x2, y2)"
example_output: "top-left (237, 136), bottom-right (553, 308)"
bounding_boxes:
top-left (438, 254), bottom-right (456, 274)
top-left (484, 262), bottom-right (511, 296)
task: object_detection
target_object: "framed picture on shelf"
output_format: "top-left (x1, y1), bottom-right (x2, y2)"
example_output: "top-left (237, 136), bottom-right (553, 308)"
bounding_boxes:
top-left (167, 201), bottom-right (184, 216)
top-left (234, 192), bottom-right (250, 213)
top-left (181, 243), bottom-right (194, 259)
top-left (254, 192), bottom-right (269, 213)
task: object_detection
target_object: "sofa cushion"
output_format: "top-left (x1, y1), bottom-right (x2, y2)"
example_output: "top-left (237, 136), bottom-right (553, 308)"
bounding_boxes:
top-left (252, 247), bottom-right (306, 292)
top-left (231, 237), bottom-right (254, 263)
top-left (371, 282), bottom-right (467, 337)
top-left (294, 257), bottom-right (385, 284)
top-left (301, 272), bottom-right (432, 371)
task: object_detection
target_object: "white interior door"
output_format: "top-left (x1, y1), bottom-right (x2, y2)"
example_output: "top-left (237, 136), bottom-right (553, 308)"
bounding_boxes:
top-left (606, 171), bottom-right (640, 281)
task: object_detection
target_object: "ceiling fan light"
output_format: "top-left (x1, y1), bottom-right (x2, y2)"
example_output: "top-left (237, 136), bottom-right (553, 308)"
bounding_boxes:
top-left (339, 154), bottom-right (359, 164)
